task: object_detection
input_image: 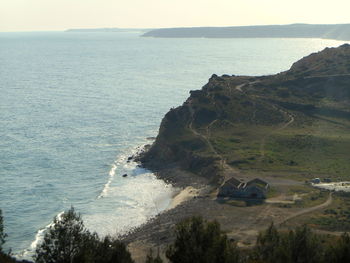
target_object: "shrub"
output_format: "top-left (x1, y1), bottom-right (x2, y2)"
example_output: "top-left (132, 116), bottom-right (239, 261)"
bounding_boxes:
top-left (166, 216), bottom-right (240, 263)
top-left (253, 223), bottom-right (322, 263)
top-left (325, 232), bottom-right (350, 263)
top-left (0, 209), bottom-right (6, 253)
top-left (34, 207), bottom-right (133, 263)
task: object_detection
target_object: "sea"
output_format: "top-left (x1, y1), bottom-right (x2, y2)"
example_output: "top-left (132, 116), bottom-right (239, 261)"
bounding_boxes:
top-left (0, 31), bottom-right (346, 259)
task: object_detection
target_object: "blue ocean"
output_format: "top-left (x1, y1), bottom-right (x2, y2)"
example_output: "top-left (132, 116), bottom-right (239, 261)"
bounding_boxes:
top-left (0, 31), bottom-right (345, 258)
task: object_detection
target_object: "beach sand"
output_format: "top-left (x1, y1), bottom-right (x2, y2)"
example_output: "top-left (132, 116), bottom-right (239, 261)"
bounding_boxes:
top-left (169, 186), bottom-right (200, 209)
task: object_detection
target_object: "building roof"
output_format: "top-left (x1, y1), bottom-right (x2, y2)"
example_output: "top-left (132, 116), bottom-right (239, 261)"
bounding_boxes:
top-left (222, 177), bottom-right (269, 191)
top-left (246, 178), bottom-right (269, 188)
top-left (224, 177), bottom-right (242, 188)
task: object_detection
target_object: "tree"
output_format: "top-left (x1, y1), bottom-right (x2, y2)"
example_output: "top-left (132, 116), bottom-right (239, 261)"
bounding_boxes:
top-left (255, 223), bottom-right (283, 262)
top-left (75, 235), bottom-right (134, 263)
top-left (0, 209), bottom-right (7, 253)
top-left (253, 224), bottom-right (322, 263)
top-left (34, 207), bottom-right (90, 263)
top-left (34, 207), bottom-right (134, 263)
top-left (325, 233), bottom-right (350, 263)
top-left (288, 225), bottom-right (322, 263)
top-left (166, 216), bottom-right (240, 263)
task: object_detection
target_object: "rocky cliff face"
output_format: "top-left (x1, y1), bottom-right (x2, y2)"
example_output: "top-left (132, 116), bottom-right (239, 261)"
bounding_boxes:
top-left (140, 44), bottom-right (350, 184)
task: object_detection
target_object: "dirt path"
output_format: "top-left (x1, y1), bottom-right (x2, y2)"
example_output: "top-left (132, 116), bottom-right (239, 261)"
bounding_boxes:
top-left (234, 80), bottom-right (261, 93)
top-left (188, 104), bottom-right (220, 158)
top-left (187, 103), bottom-right (237, 182)
top-left (233, 80), bottom-right (295, 162)
top-left (278, 192), bottom-right (333, 226)
top-left (188, 79), bottom-right (295, 182)
top-left (235, 83), bottom-right (246, 92)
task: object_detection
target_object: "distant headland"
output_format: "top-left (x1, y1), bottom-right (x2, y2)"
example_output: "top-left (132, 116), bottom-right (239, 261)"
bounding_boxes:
top-left (65, 28), bottom-right (150, 33)
top-left (142, 23), bottom-right (350, 41)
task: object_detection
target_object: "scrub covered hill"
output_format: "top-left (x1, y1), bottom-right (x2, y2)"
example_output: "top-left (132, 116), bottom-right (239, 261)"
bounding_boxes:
top-left (140, 44), bottom-right (350, 184)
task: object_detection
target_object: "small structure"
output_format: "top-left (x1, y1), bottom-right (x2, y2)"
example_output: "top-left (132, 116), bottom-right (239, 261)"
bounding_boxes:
top-left (218, 177), bottom-right (269, 199)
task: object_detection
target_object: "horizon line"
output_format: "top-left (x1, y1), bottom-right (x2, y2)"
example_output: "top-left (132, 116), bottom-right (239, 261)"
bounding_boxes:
top-left (2, 22), bottom-right (350, 33)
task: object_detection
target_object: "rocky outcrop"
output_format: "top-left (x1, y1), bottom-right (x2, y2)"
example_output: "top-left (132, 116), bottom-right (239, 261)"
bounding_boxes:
top-left (139, 44), bottom-right (350, 185)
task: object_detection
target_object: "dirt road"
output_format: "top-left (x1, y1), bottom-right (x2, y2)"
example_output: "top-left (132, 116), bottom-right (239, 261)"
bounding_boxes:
top-left (278, 192), bottom-right (333, 226)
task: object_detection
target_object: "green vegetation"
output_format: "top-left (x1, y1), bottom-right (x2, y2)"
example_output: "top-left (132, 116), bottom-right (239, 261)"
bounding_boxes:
top-left (34, 207), bottom-right (133, 263)
top-left (308, 193), bottom-right (350, 231)
top-left (4, 42), bottom-right (350, 263)
top-left (208, 117), bottom-right (350, 181)
top-left (265, 186), bottom-right (279, 199)
top-left (0, 209), bottom-right (6, 253)
top-left (253, 223), bottom-right (323, 263)
top-left (0, 209), bottom-right (28, 263)
top-left (253, 223), bottom-right (350, 263)
top-left (325, 232), bottom-right (350, 263)
top-left (281, 192), bottom-right (350, 232)
top-left (3, 209), bottom-right (350, 263)
top-left (166, 216), bottom-right (240, 263)
top-left (141, 44), bottom-right (350, 187)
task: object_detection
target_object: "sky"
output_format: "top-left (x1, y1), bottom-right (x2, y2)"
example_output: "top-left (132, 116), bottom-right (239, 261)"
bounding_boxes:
top-left (0, 0), bottom-right (349, 32)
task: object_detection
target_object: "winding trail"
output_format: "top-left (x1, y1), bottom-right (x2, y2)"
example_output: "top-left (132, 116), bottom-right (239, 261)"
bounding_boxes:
top-left (234, 192), bottom-right (333, 246)
top-left (187, 75), bottom-right (343, 245)
top-left (278, 192), bottom-right (333, 226)
top-left (187, 79), bottom-right (295, 183)
top-left (188, 103), bottom-right (219, 158)
top-left (234, 80), bottom-right (295, 162)
top-left (187, 102), bottom-right (237, 182)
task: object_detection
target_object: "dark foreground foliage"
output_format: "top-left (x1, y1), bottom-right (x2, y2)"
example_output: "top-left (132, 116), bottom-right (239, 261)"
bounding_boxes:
top-left (147, 218), bottom-right (350, 263)
top-left (0, 209), bottom-right (6, 253)
top-left (250, 222), bottom-right (350, 263)
top-left (34, 207), bottom-right (133, 263)
top-left (166, 216), bottom-right (240, 263)
top-left (3, 207), bottom-right (350, 263)
top-left (253, 223), bottom-right (322, 263)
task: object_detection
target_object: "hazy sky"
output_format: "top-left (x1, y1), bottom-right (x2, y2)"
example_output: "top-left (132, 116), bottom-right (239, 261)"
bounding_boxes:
top-left (0, 0), bottom-right (349, 32)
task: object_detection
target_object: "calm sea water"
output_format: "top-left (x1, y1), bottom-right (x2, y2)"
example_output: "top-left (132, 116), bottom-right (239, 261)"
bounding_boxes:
top-left (0, 31), bottom-right (345, 258)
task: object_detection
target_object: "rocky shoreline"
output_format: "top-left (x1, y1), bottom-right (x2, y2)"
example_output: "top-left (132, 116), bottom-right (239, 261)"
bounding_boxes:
top-left (123, 44), bottom-right (350, 262)
top-left (121, 164), bottom-right (215, 262)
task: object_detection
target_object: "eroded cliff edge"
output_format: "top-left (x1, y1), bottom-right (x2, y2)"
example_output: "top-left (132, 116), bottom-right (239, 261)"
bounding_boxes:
top-left (138, 44), bottom-right (350, 186)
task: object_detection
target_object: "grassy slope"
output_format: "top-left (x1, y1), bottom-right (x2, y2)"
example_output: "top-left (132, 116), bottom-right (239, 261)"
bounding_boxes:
top-left (143, 44), bottom-right (350, 183)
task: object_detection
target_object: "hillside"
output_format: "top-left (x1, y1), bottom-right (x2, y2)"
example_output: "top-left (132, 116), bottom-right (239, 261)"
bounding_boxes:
top-left (139, 44), bottom-right (350, 185)
top-left (142, 23), bottom-right (350, 40)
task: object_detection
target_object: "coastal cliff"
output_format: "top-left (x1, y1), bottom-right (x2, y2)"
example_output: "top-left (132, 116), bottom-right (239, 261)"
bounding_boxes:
top-left (139, 44), bottom-right (350, 185)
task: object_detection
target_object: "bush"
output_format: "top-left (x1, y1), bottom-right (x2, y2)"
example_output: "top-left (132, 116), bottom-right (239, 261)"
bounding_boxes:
top-left (166, 216), bottom-right (240, 263)
top-left (325, 233), bottom-right (350, 263)
top-left (0, 209), bottom-right (6, 253)
top-left (34, 207), bottom-right (133, 263)
top-left (253, 223), bottom-right (322, 263)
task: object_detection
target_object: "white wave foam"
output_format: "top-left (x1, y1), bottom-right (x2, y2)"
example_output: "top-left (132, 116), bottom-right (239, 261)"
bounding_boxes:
top-left (19, 144), bottom-right (174, 260)
top-left (18, 211), bottom-right (64, 260)
top-left (98, 163), bottom-right (118, 199)
top-left (97, 146), bottom-right (145, 199)
top-left (84, 172), bottom-right (174, 237)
